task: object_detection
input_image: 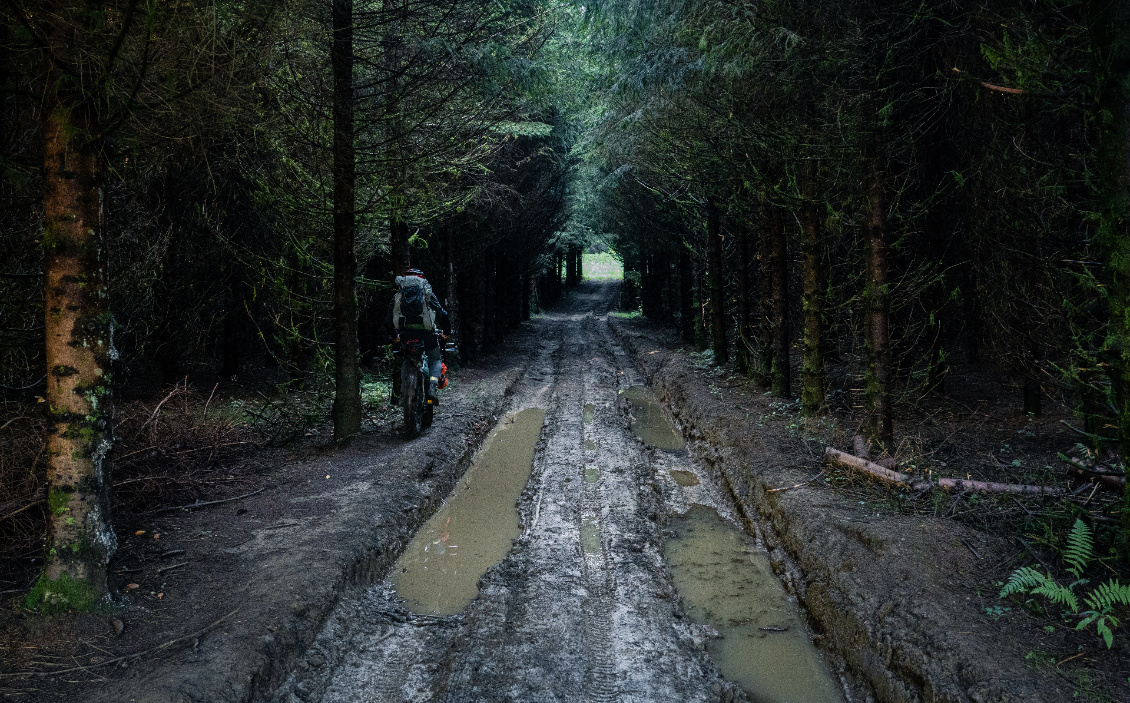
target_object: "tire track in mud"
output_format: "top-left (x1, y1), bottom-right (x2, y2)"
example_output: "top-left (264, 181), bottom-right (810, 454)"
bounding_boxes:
top-left (576, 314), bottom-right (619, 703)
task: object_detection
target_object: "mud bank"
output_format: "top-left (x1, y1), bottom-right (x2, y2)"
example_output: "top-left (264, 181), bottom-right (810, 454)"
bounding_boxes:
top-left (71, 343), bottom-right (541, 703)
top-left (611, 319), bottom-right (1074, 703)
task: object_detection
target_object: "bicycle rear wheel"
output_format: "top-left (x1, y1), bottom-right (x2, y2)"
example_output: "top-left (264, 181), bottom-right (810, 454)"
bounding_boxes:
top-left (401, 359), bottom-right (424, 438)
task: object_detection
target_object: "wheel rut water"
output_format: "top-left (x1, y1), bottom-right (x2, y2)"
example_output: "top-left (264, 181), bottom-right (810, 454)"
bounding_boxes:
top-left (266, 283), bottom-right (846, 703)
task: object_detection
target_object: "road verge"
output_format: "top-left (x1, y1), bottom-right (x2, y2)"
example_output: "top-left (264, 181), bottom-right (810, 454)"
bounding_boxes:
top-left (610, 318), bottom-right (1072, 703)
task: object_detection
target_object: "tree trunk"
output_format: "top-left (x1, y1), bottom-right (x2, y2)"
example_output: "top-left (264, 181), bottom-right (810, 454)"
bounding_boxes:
top-left (33, 4), bottom-right (116, 611)
top-left (640, 254), bottom-right (654, 319)
top-left (221, 301), bottom-right (241, 378)
top-left (660, 252), bottom-right (674, 323)
top-left (390, 216), bottom-right (410, 279)
top-left (678, 243), bottom-right (694, 343)
top-left (1088, 2), bottom-right (1130, 550)
top-left (863, 159), bottom-right (893, 448)
top-left (521, 273), bottom-right (531, 320)
top-left (768, 204), bottom-right (790, 397)
top-left (484, 246), bottom-right (498, 347)
top-left (756, 207), bottom-right (774, 387)
top-left (735, 220), bottom-right (752, 375)
top-left (707, 197), bottom-right (728, 365)
top-left (800, 160), bottom-right (826, 416)
top-left (693, 258), bottom-right (707, 351)
top-left (569, 241), bottom-right (578, 287)
top-left (330, 0), bottom-right (361, 443)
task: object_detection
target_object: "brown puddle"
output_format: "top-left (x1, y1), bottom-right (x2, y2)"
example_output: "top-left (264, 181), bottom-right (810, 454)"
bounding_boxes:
top-left (623, 386), bottom-right (685, 450)
top-left (666, 505), bottom-right (843, 703)
top-left (390, 408), bottom-right (546, 615)
top-left (668, 469), bottom-right (699, 487)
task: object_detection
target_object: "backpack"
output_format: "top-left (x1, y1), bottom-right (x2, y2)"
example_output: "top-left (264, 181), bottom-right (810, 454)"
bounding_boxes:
top-left (394, 275), bottom-right (436, 330)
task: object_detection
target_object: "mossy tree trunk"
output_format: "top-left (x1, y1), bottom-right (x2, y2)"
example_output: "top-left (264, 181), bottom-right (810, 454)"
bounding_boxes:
top-left (331, 0), bottom-right (361, 443)
top-left (33, 2), bottom-right (117, 612)
top-left (706, 197), bottom-right (728, 364)
top-left (863, 158), bottom-right (893, 448)
top-left (800, 159), bottom-right (826, 416)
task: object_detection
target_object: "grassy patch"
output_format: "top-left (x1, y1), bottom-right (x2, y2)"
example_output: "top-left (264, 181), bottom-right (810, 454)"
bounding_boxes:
top-left (583, 252), bottom-right (623, 280)
top-left (611, 309), bottom-right (642, 319)
top-left (25, 572), bottom-right (99, 613)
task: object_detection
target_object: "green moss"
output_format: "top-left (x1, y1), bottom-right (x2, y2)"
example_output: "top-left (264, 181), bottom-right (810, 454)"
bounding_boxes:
top-left (47, 487), bottom-right (73, 515)
top-left (24, 572), bottom-right (99, 614)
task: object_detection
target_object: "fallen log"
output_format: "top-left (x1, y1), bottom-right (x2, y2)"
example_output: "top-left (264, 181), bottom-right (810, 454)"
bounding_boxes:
top-left (824, 447), bottom-right (1065, 496)
top-left (1066, 466), bottom-right (1125, 491)
top-left (824, 448), bottom-right (916, 488)
top-left (1062, 455), bottom-right (1124, 476)
top-left (932, 477), bottom-right (1064, 496)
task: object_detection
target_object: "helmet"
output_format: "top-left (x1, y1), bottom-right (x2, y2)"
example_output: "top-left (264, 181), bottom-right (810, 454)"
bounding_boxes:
top-left (406, 268), bottom-right (425, 278)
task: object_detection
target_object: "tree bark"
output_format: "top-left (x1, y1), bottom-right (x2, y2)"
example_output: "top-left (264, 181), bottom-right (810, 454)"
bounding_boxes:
top-left (693, 258), bottom-right (707, 350)
top-left (735, 220), bottom-right (752, 375)
top-left (800, 159), bottom-right (826, 416)
top-left (331, 0), bottom-right (361, 443)
top-left (34, 2), bottom-right (116, 611)
top-left (824, 448), bottom-right (1063, 496)
top-left (767, 204), bottom-right (790, 397)
top-left (863, 158), bottom-right (893, 448)
top-left (1088, 2), bottom-right (1130, 549)
top-left (484, 245), bottom-right (498, 347)
top-left (389, 216), bottom-right (410, 279)
top-left (707, 197), bottom-right (728, 365)
top-left (678, 243), bottom-right (694, 343)
top-left (521, 273), bottom-right (531, 320)
top-left (640, 254), bottom-right (655, 319)
top-left (442, 224), bottom-right (459, 351)
top-left (756, 207), bottom-right (774, 387)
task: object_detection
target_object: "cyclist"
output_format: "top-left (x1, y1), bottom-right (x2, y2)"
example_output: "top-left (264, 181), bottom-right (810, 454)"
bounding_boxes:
top-left (386, 268), bottom-right (450, 402)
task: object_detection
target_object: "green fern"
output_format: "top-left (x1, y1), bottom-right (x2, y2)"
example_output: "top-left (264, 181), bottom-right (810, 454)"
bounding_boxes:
top-left (999, 520), bottom-right (1127, 649)
top-left (1063, 519), bottom-right (1093, 579)
top-left (1084, 579), bottom-right (1130, 611)
top-left (1000, 566), bottom-right (1050, 599)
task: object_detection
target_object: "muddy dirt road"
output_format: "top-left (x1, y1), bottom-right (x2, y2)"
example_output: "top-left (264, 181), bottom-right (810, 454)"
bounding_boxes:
top-left (270, 283), bottom-right (847, 703)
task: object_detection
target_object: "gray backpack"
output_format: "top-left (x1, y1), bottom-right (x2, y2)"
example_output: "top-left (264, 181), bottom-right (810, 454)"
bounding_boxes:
top-left (394, 276), bottom-right (436, 330)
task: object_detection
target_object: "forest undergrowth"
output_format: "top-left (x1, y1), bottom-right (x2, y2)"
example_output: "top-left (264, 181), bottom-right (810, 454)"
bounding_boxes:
top-left (0, 363), bottom-right (403, 601)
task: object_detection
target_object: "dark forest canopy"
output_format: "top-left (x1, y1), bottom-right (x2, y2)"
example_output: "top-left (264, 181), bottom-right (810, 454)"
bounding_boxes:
top-left (578, 0), bottom-right (1130, 451)
top-left (1, 0), bottom-right (1129, 609)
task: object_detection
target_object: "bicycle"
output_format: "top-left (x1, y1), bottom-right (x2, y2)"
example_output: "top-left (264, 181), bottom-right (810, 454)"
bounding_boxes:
top-left (394, 335), bottom-right (454, 438)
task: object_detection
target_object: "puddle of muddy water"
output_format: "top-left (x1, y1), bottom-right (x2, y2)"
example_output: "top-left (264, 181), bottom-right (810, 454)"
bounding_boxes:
top-left (623, 386), bottom-right (685, 450)
top-left (666, 505), bottom-right (843, 703)
top-left (668, 469), bottom-right (699, 487)
top-left (390, 407), bottom-right (546, 615)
